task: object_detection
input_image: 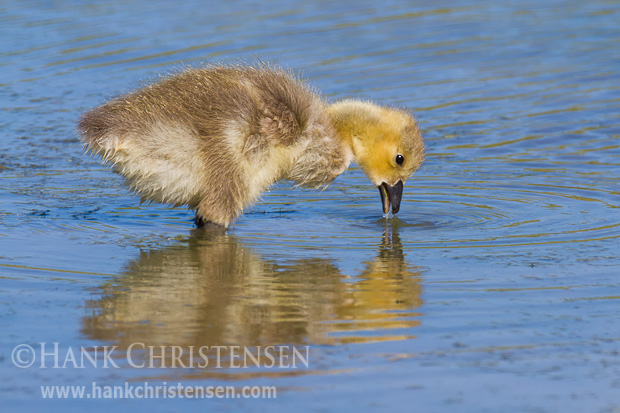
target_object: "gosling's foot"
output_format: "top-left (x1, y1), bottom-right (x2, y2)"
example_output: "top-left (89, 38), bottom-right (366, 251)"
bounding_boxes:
top-left (194, 215), bottom-right (207, 228)
top-left (194, 215), bottom-right (225, 229)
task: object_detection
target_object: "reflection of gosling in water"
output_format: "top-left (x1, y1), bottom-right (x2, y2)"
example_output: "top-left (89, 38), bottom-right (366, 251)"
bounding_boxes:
top-left (78, 64), bottom-right (425, 227)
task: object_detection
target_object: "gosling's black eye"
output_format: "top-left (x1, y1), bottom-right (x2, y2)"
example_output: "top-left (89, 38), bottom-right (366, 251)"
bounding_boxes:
top-left (395, 154), bottom-right (405, 166)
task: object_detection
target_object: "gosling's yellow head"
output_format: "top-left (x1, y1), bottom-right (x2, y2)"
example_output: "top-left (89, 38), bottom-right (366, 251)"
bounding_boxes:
top-left (328, 99), bottom-right (425, 215)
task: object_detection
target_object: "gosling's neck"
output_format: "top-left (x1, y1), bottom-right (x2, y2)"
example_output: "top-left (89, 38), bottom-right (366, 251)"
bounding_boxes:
top-left (326, 99), bottom-right (383, 160)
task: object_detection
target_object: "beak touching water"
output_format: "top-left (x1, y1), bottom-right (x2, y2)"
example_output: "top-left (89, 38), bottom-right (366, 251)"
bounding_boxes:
top-left (378, 180), bottom-right (403, 214)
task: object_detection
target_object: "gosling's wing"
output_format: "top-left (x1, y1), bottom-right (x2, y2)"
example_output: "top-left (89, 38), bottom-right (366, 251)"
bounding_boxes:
top-left (239, 67), bottom-right (320, 154)
top-left (239, 67), bottom-right (353, 188)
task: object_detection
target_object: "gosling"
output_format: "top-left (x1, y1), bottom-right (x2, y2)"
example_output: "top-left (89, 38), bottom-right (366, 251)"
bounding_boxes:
top-left (78, 64), bottom-right (425, 227)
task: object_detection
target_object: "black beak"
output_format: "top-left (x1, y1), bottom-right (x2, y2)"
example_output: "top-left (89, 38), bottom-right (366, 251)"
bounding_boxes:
top-left (377, 180), bottom-right (403, 214)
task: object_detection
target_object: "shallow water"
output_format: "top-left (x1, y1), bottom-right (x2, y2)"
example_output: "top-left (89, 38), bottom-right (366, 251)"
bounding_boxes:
top-left (2, 0), bottom-right (620, 411)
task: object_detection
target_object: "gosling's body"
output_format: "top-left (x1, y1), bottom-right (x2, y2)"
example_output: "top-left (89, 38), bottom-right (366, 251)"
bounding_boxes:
top-left (79, 65), bottom-right (424, 227)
